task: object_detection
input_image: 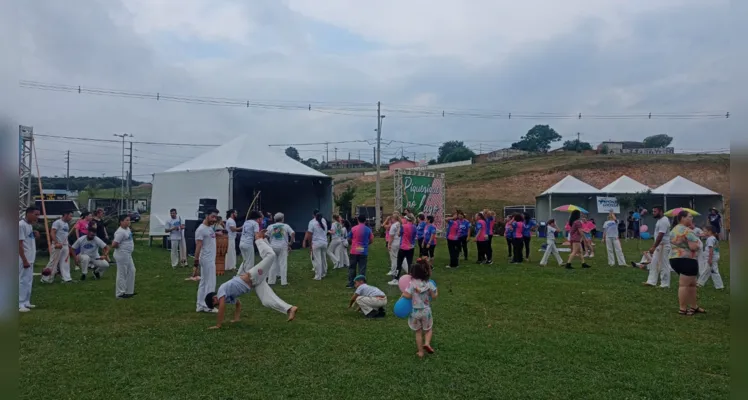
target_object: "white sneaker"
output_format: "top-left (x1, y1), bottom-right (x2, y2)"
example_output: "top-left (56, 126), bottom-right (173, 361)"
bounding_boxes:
top-left (208, 308), bottom-right (218, 313)
top-left (19, 307), bottom-right (31, 313)
top-left (25, 304), bottom-right (36, 309)
top-left (387, 279), bottom-right (398, 286)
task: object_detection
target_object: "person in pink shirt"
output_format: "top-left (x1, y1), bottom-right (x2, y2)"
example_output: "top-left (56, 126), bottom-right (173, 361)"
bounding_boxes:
top-left (510, 214), bottom-right (525, 264)
top-left (505, 217), bottom-right (514, 260)
top-left (581, 217), bottom-right (596, 257)
top-left (566, 210), bottom-right (592, 269)
top-left (390, 215), bottom-right (417, 285)
top-left (474, 213), bottom-right (492, 264)
top-left (75, 212), bottom-right (93, 240)
top-left (445, 212), bottom-right (461, 269)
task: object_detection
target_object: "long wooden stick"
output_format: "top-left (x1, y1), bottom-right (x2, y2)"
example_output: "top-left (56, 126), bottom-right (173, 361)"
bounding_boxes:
top-left (244, 190), bottom-right (262, 220)
top-left (31, 139), bottom-right (52, 252)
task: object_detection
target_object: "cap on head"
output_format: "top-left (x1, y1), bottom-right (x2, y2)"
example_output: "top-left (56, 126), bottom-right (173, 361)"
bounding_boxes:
top-left (354, 275), bottom-right (366, 283)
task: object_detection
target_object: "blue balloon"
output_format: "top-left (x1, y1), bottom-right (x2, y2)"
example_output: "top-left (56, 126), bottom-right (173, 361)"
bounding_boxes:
top-left (640, 232), bottom-right (651, 240)
top-left (393, 297), bottom-right (412, 318)
top-left (429, 279), bottom-right (437, 287)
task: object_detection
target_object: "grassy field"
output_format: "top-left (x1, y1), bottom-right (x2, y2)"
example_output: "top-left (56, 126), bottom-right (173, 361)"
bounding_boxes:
top-left (19, 238), bottom-right (730, 399)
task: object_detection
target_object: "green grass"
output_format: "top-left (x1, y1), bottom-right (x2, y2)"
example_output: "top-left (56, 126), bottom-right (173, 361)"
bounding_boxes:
top-left (20, 238), bottom-right (729, 399)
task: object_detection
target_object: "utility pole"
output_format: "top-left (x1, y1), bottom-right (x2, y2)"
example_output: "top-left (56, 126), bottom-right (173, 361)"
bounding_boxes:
top-left (375, 101), bottom-right (385, 230)
top-left (372, 147), bottom-right (376, 164)
top-left (113, 133), bottom-right (132, 215)
top-left (348, 152), bottom-right (351, 161)
top-left (127, 141), bottom-right (133, 209)
top-left (334, 147), bottom-right (338, 161)
top-left (65, 150), bottom-right (70, 193)
top-left (358, 150), bottom-right (361, 161)
top-left (325, 142), bottom-right (329, 163)
top-left (576, 132), bottom-right (581, 152)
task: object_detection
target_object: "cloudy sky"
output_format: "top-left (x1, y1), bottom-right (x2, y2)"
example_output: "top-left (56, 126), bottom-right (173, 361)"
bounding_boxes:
top-left (1, 0), bottom-right (743, 180)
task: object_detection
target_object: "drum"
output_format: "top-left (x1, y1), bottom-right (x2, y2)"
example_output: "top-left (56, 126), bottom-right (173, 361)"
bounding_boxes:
top-left (216, 234), bottom-right (228, 275)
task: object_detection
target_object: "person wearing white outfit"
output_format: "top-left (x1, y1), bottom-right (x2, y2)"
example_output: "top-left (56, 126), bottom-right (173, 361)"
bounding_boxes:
top-left (70, 229), bottom-right (110, 280)
top-left (348, 276), bottom-right (387, 318)
top-left (539, 219), bottom-right (563, 267)
top-left (165, 208), bottom-right (186, 268)
top-left (204, 231), bottom-right (298, 329)
top-left (645, 206), bottom-right (671, 288)
top-left (327, 215), bottom-right (344, 268)
top-left (112, 214), bottom-right (136, 299)
top-left (237, 211), bottom-right (262, 276)
top-left (602, 213), bottom-right (627, 267)
top-left (42, 210), bottom-right (74, 283)
top-left (304, 210), bottom-right (329, 281)
top-left (224, 209), bottom-right (241, 272)
top-left (19, 207), bottom-right (40, 312)
top-left (387, 214), bottom-right (402, 277)
top-left (337, 220), bottom-right (351, 269)
top-left (697, 226), bottom-right (724, 289)
top-left (195, 209), bottom-right (219, 313)
top-left (266, 213), bottom-right (295, 286)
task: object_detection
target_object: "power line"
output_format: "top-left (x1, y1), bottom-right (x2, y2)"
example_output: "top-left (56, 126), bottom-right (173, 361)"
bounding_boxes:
top-left (20, 80), bottom-right (731, 120)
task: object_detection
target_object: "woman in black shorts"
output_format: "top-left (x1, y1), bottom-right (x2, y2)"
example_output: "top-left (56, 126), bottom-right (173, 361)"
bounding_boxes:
top-left (668, 210), bottom-right (706, 316)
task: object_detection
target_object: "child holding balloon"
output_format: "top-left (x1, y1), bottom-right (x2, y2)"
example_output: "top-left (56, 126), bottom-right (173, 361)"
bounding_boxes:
top-left (402, 258), bottom-right (438, 358)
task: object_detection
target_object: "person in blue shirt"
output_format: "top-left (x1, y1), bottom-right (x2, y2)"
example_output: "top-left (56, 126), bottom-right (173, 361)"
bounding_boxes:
top-left (458, 212), bottom-right (471, 261)
top-left (633, 210), bottom-right (641, 239)
top-left (522, 212), bottom-right (538, 261)
top-left (423, 216), bottom-right (438, 260)
top-left (416, 213), bottom-right (428, 258)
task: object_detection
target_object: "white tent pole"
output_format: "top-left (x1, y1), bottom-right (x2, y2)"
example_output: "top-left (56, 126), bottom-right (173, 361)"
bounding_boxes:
top-left (228, 168), bottom-right (234, 210)
top-left (548, 194), bottom-right (552, 220)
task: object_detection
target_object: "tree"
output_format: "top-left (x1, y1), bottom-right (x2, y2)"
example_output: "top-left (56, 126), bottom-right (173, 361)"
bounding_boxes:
top-left (389, 156), bottom-right (409, 163)
top-left (642, 134), bottom-right (673, 148)
top-left (285, 146), bottom-right (300, 161)
top-left (303, 158), bottom-right (320, 169)
top-left (427, 159), bottom-right (437, 165)
top-left (511, 125), bottom-right (562, 152)
top-left (600, 144), bottom-right (610, 154)
top-left (562, 139), bottom-right (593, 152)
top-left (334, 186), bottom-right (356, 218)
top-left (437, 141), bottom-right (476, 163)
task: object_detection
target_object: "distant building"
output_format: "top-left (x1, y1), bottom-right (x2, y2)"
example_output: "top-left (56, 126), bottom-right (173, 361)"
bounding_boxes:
top-left (474, 148), bottom-right (529, 163)
top-left (326, 159), bottom-right (370, 169)
top-left (597, 141), bottom-right (645, 151)
top-left (388, 160), bottom-right (418, 171)
top-left (598, 141), bottom-right (673, 155)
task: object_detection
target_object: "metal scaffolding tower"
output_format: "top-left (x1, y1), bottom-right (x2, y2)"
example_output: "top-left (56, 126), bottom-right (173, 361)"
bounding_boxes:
top-left (18, 125), bottom-right (34, 218)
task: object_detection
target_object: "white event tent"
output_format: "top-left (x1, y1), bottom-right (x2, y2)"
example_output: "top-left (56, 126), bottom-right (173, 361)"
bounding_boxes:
top-left (651, 176), bottom-right (722, 226)
top-left (148, 135), bottom-right (333, 248)
top-left (535, 175), bottom-right (601, 221)
top-left (599, 175), bottom-right (651, 194)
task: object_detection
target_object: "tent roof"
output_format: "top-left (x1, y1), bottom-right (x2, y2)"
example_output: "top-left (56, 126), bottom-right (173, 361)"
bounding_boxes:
top-left (541, 175), bottom-right (600, 195)
top-left (651, 176), bottom-right (719, 196)
top-left (600, 175), bottom-right (651, 193)
top-left (165, 135), bottom-right (328, 178)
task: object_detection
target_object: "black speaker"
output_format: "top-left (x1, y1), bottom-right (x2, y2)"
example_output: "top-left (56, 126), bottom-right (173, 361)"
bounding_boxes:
top-left (356, 206), bottom-right (376, 218)
top-left (198, 198), bottom-right (217, 209)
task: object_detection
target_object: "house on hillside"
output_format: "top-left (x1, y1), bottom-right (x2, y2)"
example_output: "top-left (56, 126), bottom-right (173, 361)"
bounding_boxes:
top-left (474, 148), bottom-right (529, 163)
top-left (326, 159), bottom-right (370, 169)
top-left (388, 159), bottom-right (418, 171)
top-left (598, 141), bottom-right (674, 155)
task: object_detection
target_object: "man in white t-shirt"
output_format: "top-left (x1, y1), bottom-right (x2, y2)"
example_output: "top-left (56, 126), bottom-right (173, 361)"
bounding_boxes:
top-left (165, 208), bottom-right (186, 268)
top-left (348, 275), bottom-right (386, 318)
top-left (42, 210), bottom-right (74, 284)
top-left (266, 212), bottom-right (295, 286)
top-left (304, 210), bottom-right (329, 281)
top-left (19, 207), bottom-right (40, 312)
top-left (387, 217), bottom-right (402, 277)
top-left (237, 210), bottom-right (262, 276)
top-left (224, 209), bottom-right (241, 272)
top-left (195, 209), bottom-right (219, 313)
top-left (645, 206), bottom-right (672, 288)
top-left (70, 229), bottom-right (110, 280)
top-left (602, 214), bottom-right (626, 267)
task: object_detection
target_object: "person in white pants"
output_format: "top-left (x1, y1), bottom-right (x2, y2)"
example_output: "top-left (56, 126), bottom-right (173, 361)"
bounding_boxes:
top-left (645, 206), bottom-right (671, 288)
top-left (70, 229), bottom-right (110, 280)
top-left (204, 231), bottom-right (298, 329)
top-left (304, 211), bottom-right (329, 281)
top-left (112, 214), bottom-right (136, 299)
top-left (266, 212), bottom-right (295, 286)
top-left (42, 210), bottom-right (74, 283)
top-left (327, 215), bottom-right (344, 268)
top-left (387, 214), bottom-right (402, 277)
top-left (602, 214), bottom-right (627, 267)
top-left (337, 221), bottom-right (350, 269)
top-left (165, 208), bottom-right (186, 268)
top-left (237, 211), bottom-right (261, 276)
top-left (540, 219), bottom-right (563, 266)
top-left (697, 226), bottom-right (724, 289)
top-left (19, 207), bottom-right (40, 312)
top-left (195, 209), bottom-right (219, 312)
top-left (224, 209), bottom-right (241, 272)
top-left (348, 275), bottom-right (387, 318)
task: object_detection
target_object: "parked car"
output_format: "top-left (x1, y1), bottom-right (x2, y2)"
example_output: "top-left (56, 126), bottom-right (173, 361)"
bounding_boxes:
top-left (129, 211), bottom-right (141, 222)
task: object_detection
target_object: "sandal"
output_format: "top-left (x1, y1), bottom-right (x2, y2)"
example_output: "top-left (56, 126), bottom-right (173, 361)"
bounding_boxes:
top-left (423, 344), bottom-right (435, 354)
top-left (690, 307), bottom-right (707, 314)
top-left (678, 309), bottom-right (694, 316)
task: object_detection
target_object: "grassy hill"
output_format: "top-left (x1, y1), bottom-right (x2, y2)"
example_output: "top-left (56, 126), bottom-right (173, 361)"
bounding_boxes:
top-left (336, 153), bottom-right (731, 218)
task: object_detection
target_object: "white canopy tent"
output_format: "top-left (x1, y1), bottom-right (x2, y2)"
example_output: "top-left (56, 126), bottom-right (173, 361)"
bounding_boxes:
top-left (600, 175), bottom-right (651, 194)
top-left (535, 175), bottom-right (601, 221)
top-left (148, 135), bottom-right (333, 247)
top-left (650, 176), bottom-right (722, 227)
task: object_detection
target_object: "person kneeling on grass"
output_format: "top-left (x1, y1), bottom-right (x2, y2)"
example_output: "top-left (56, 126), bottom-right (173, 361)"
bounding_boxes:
top-left (204, 229), bottom-right (298, 329)
top-left (348, 275), bottom-right (386, 318)
top-left (402, 258), bottom-right (438, 358)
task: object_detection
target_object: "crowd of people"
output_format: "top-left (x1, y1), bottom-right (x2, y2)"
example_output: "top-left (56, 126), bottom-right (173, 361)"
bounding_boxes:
top-left (18, 201), bottom-right (725, 356)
